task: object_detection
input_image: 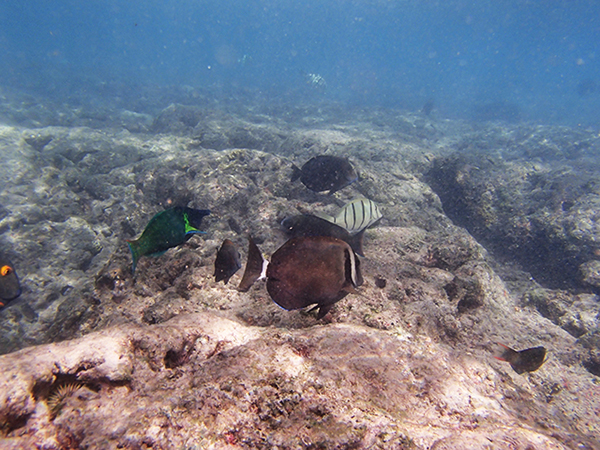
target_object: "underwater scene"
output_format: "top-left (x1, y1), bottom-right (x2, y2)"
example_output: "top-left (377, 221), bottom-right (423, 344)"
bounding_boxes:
top-left (1, 0), bottom-right (600, 448)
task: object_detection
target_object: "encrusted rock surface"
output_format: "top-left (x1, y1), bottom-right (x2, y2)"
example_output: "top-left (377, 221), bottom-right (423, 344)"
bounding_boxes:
top-left (427, 138), bottom-right (600, 291)
top-left (1, 312), bottom-right (598, 449)
top-left (1, 97), bottom-right (600, 447)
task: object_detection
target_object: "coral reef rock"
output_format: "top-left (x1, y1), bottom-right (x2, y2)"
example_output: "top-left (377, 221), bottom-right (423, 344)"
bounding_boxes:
top-left (1, 312), bottom-right (598, 449)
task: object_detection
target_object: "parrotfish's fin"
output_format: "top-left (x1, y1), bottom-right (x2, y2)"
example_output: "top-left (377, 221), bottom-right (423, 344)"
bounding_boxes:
top-left (183, 212), bottom-right (207, 235)
top-left (185, 230), bottom-right (207, 236)
top-left (147, 251), bottom-right (167, 257)
top-left (126, 240), bottom-right (140, 275)
top-left (290, 164), bottom-right (303, 182)
top-left (238, 237), bottom-right (265, 292)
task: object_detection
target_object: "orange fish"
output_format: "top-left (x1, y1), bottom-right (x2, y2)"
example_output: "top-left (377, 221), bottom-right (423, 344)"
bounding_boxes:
top-left (0, 257), bottom-right (21, 307)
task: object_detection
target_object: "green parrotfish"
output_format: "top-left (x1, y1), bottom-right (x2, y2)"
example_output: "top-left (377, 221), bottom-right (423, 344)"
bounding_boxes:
top-left (127, 206), bottom-right (210, 274)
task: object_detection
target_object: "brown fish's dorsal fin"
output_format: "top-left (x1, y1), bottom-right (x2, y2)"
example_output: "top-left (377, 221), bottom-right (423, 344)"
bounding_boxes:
top-left (238, 237), bottom-right (265, 292)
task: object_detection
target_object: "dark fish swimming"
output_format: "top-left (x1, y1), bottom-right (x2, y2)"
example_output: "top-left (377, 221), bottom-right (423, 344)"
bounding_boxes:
top-left (266, 236), bottom-right (363, 319)
top-left (0, 257), bottom-right (21, 307)
top-left (494, 344), bottom-right (547, 374)
top-left (281, 214), bottom-right (365, 257)
top-left (214, 239), bottom-right (241, 284)
top-left (237, 237), bottom-right (266, 292)
top-left (291, 155), bottom-right (358, 195)
top-left (127, 206), bottom-right (210, 274)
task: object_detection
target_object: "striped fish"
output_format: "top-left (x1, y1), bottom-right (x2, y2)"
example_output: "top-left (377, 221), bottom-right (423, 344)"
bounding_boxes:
top-left (316, 198), bottom-right (383, 234)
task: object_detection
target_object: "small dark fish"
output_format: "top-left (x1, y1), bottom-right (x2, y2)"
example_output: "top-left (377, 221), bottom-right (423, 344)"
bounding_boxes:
top-left (214, 239), bottom-right (241, 284)
top-left (238, 237), bottom-right (265, 292)
top-left (494, 344), bottom-right (547, 374)
top-left (0, 257), bottom-right (21, 307)
top-left (281, 214), bottom-right (365, 257)
top-left (266, 236), bottom-right (363, 319)
top-left (127, 206), bottom-right (210, 274)
top-left (291, 155), bottom-right (358, 195)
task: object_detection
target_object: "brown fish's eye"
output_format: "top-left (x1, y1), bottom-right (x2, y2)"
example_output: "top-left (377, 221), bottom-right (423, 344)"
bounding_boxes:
top-left (1, 265), bottom-right (12, 276)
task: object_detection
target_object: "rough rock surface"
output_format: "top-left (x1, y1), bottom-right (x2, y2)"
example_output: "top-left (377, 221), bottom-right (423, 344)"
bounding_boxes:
top-left (1, 312), bottom-right (598, 449)
top-left (426, 126), bottom-right (600, 291)
top-left (0, 95), bottom-right (600, 447)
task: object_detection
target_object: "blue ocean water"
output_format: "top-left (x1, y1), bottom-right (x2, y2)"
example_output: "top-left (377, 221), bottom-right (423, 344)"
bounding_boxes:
top-left (1, 0), bottom-right (599, 125)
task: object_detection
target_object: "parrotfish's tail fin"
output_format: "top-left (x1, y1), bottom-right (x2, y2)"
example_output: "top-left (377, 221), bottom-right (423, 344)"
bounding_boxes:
top-left (291, 164), bottom-right (302, 182)
top-left (238, 237), bottom-right (266, 292)
top-left (349, 228), bottom-right (366, 257)
top-left (126, 240), bottom-right (139, 275)
top-left (185, 230), bottom-right (207, 240)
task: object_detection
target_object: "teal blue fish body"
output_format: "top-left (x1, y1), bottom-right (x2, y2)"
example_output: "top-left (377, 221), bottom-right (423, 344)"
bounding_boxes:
top-left (127, 206), bottom-right (210, 274)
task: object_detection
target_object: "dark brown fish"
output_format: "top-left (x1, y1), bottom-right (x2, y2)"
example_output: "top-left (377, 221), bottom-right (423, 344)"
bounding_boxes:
top-left (281, 214), bottom-right (365, 257)
top-left (238, 237), bottom-right (265, 292)
top-left (266, 236), bottom-right (363, 319)
top-left (291, 155), bottom-right (358, 195)
top-left (214, 239), bottom-right (241, 284)
top-left (494, 344), bottom-right (547, 374)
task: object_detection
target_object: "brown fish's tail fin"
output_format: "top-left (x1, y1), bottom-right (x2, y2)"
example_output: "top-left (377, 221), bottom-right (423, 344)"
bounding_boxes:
top-left (494, 343), bottom-right (518, 363)
top-left (348, 228), bottom-right (365, 257)
top-left (238, 237), bottom-right (266, 292)
top-left (290, 164), bottom-right (303, 182)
